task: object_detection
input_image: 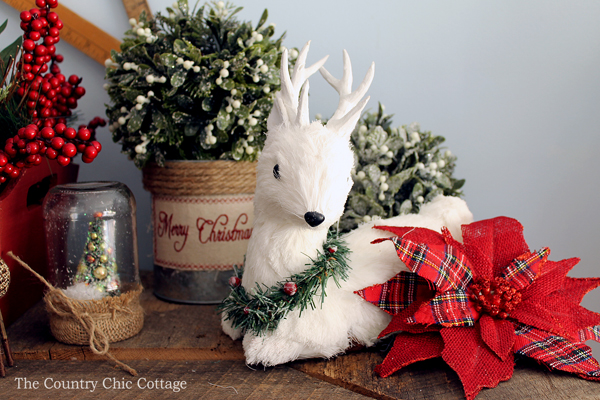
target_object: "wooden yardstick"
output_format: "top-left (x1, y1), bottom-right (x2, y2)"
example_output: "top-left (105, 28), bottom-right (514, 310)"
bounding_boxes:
top-left (122, 0), bottom-right (152, 20)
top-left (2, 0), bottom-right (122, 65)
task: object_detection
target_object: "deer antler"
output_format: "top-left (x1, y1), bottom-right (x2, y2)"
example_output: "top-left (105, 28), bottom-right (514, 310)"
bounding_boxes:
top-left (320, 50), bottom-right (374, 135)
top-left (267, 41), bottom-right (329, 130)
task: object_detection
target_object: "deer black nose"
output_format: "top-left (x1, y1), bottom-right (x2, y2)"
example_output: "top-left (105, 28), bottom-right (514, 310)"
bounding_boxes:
top-left (304, 211), bottom-right (325, 227)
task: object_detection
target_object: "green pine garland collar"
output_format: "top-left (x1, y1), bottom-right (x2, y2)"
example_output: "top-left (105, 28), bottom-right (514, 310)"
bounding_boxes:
top-left (219, 234), bottom-right (351, 336)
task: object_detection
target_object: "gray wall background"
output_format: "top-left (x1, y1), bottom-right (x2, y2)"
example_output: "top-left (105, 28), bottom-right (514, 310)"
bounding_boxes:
top-left (1, 1), bottom-right (599, 356)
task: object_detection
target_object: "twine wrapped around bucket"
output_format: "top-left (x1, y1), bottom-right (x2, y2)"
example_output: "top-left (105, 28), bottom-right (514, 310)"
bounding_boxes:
top-left (8, 252), bottom-right (142, 376)
top-left (142, 160), bottom-right (257, 196)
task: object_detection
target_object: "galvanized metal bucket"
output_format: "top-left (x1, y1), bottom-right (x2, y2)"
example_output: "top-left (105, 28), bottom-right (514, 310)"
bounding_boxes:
top-left (142, 160), bottom-right (256, 304)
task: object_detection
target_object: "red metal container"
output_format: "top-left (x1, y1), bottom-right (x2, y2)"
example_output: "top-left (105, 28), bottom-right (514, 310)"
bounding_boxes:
top-left (0, 161), bottom-right (78, 326)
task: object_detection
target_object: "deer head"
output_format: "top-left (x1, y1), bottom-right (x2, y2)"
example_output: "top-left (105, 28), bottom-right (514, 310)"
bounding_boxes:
top-left (255, 42), bottom-right (375, 231)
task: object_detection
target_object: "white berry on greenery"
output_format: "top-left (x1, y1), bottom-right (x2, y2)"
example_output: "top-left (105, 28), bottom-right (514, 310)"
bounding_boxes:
top-left (337, 103), bottom-right (465, 232)
top-left (104, 1), bottom-right (287, 168)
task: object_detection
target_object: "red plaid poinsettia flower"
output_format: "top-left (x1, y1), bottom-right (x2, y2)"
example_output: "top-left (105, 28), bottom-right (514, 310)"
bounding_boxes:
top-left (357, 217), bottom-right (600, 400)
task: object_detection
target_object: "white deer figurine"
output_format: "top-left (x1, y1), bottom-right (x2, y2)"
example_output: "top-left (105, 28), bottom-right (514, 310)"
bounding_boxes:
top-left (222, 41), bottom-right (473, 366)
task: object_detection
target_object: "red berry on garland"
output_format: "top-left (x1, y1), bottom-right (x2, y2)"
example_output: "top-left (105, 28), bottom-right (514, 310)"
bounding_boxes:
top-left (29, 31), bottom-right (41, 41)
top-left (63, 127), bottom-right (76, 139)
top-left (228, 276), bottom-right (241, 288)
top-left (53, 122), bottom-right (66, 134)
top-left (83, 146), bottom-right (98, 160)
top-left (68, 74), bottom-right (79, 85)
top-left (91, 141), bottom-right (102, 152)
top-left (9, 167), bottom-right (20, 179)
top-left (47, 0), bottom-right (58, 8)
top-left (45, 148), bottom-right (58, 159)
top-left (40, 127), bottom-right (54, 139)
top-left (60, 85), bottom-right (71, 97)
top-left (77, 128), bottom-right (91, 141)
top-left (74, 86), bottom-right (85, 98)
top-left (20, 11), bottom-right (32, 22)
top-left (30, 19), bottom-right (43, 31)
top-left (23, 126), bottom-right (37, 140)
top-left (243, 306), bottom-right (250, 315)
top-left (34, 45), bottom-right (47, 56)
top-left (50, 137), bottom-right (63, 149)
top-left (283, 282), bottom-right (297, 296)
top-left (23, 39), bottom-right (35, 52)
top-left (61, 142), bottom-right (76, 158)
top-left (47, 11), bottom-right (58, 23)
top-left (0, 153), bottom-right (7, 167)
top-left (26, 142), bottom-right (40, 155)
top-left (56, 155), bottom-right (70, 166)
top-left (35, 0), bottom-right (46, 8)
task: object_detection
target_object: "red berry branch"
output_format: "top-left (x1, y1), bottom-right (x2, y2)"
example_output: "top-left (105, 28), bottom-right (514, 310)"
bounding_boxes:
top-left (0, 0), bottom-right (104, 186)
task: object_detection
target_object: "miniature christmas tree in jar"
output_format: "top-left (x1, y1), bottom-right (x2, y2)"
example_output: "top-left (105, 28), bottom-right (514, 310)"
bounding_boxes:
top-left (43, 182), bottom-right (140, 300)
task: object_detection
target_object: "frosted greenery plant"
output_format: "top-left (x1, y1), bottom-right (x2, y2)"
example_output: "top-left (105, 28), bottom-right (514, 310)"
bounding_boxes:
top-left (337, 103), bottom-right (465, 232)
top-left (104, 0), bottom-right (286, 168)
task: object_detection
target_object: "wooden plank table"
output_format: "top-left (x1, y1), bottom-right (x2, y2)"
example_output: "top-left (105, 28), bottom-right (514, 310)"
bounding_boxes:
top-left (1, 272), bottom-right (600, 399)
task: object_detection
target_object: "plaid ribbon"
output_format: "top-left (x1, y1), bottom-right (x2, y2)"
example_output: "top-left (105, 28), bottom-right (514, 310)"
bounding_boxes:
top-left (356, 271), bottom-right (432, 314)
top-left (416, 289), bottom-right (477, 327)
top-left (515, 324), bottom-right (600, 378)
top-left (501, 248), bottom-right (549, 290)
top-left (391, 236), bottom-right (473, 292)
top-left (579, 326), bottom-right (600, 343)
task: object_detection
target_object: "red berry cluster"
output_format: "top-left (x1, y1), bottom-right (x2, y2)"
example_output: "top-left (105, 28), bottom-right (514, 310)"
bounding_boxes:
top-left (0, 0), bottom-right (104, 186)
top-left (15, 0), bottom-right (85, 121)
top-left (469, 277), bottom-right (522, 320)
top-left (0, 118), bottom-right (104, 183)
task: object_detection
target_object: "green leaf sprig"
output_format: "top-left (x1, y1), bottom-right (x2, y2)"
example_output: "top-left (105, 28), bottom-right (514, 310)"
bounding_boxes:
top-left (338, 103), bottom-right (465, 232)
top-left (105, 0), bottom-right (287, 167)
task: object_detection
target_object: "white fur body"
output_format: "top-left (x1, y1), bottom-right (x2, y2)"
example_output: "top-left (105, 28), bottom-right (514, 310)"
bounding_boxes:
top-left (220, 43), bottom-right (473, 366)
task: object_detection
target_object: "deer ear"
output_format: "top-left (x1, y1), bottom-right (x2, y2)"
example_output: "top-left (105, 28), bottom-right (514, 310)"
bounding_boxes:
top-left (327, 96), bottom-right (370, 139)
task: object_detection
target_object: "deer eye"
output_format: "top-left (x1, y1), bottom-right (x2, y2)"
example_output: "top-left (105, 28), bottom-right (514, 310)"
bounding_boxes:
top-left (273, 164), bottom-right (280, 180)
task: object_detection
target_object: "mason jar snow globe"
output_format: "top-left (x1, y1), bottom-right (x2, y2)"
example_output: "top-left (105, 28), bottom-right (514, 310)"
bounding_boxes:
top-left (43, 182), bottom-right (140, 300)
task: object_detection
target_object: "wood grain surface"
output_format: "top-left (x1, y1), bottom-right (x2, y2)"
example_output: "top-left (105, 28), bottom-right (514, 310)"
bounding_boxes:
top-left (4, 272), bottom-right (600, 399)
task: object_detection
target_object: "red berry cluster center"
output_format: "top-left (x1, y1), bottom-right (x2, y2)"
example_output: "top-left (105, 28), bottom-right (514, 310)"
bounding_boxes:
top-left (469, 277), bottom-right (522, 320)
top-left (0, 0), bottom-right (106, 185)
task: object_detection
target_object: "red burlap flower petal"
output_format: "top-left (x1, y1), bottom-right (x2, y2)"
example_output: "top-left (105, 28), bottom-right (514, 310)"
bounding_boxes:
top-left (514, 325), bottom-right (600, 380)
top-left (510, 301), bottom-right (561, 335)
top-left (541, 295), bottom-right (600, 341)
top-left (441, 326), bottom-right (515, 400)
top-left (375, 332), bottom-right (444, 378)
top-left (479, 315), bottom-right (516, 361)
top-left (521, 258), bottom-right (578, 302)
top-left (559, 277), bottom-right (600, 304)
top-left (461, 217), bottom-right (530, 278)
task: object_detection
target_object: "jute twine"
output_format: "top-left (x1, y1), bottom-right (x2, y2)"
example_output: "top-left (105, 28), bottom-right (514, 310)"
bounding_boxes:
top-left (0, 259), bottom-right (9, 298)
top-left (142, 160), bottom-right (257, 196)
top-left (8, 252), bottom-right (142, 376)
